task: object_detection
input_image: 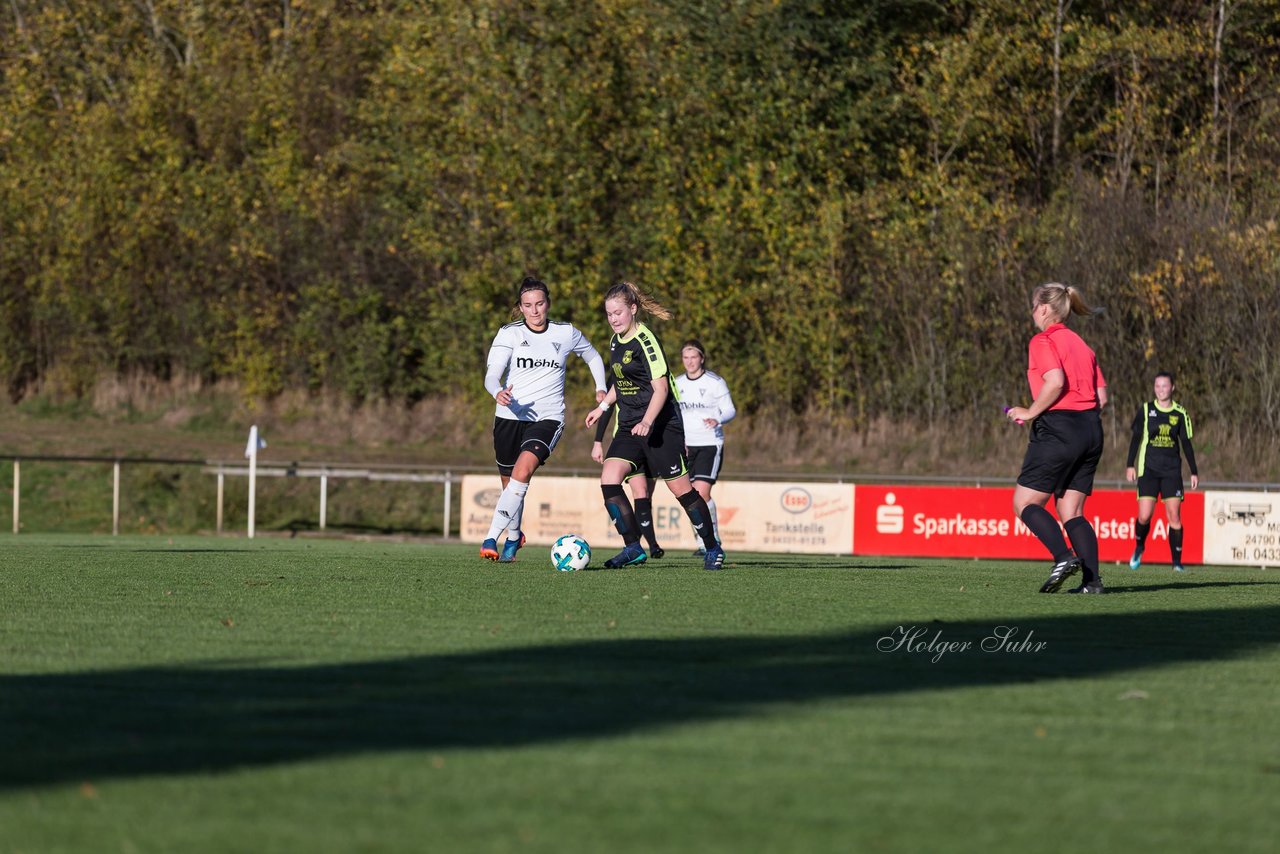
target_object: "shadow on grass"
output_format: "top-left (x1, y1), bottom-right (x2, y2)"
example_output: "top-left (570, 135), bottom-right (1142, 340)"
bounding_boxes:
top-left (1099, 580), bottom-right (1278, 594)
top-left (2, 605), bottom-right (1278, 788)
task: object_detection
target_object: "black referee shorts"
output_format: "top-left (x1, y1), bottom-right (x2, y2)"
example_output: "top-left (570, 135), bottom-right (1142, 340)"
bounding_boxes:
top-left (1017, 409), bottom-right (1104, 498)
top-left (492, 418), bottom-right (563, 476)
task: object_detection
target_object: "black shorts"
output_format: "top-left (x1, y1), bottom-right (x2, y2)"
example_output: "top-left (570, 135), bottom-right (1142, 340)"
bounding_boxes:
top-left (607, 418), bottom-right (688, 482)
top-left (622, 458), bottom-right (655, 483)
top-left (685, 445), bottom-right (724, 483)
top-left (1017, 409), bottom-right (1104, 498)
top-left (1136, 470), bottom-right (1184, 501)
top-left (492, 418), bottom-right (563, 476)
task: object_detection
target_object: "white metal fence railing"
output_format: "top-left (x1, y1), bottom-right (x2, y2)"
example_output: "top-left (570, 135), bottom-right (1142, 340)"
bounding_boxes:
top-left (5, 454), bottom-right (1277, 538)
top-left (5, 455), bottom-right (479, 538)
top-left (204, 461), bottom-right (467, 536)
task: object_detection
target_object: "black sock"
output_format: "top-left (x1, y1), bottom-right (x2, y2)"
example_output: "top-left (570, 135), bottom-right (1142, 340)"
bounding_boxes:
top-left (1064, 517), bottom-right (1100, 583)
top-left (634, 497), bottom-right (660, 550)
top-left (1170, 526), bottom-right (1184, 565)
top-left (602, 484), bottom-right (640, 546)
top-left (678, 490), bottom-right (719, 550)
top-left (1020, 505), bottom-right (1072, 563)
top-left (1134, 520), bottom-right (1151, 553)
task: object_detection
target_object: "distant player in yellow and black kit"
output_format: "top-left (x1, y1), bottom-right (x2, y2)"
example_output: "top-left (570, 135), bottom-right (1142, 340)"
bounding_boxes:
top-left (584, 282), bottom-right (724, 570)
top-left (1126, 372), bottom-right (1199, 572)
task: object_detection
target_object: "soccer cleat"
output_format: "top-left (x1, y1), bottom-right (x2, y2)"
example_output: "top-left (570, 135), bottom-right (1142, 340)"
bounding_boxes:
top-left (1128, 549), bottom-right (1143, 570)
top-left (497, 533), bottom-right (526, 563)
top-left (1039, 555), bottom-right (1081, 593)
top-left (692, 547), bottom-right (706, 557)
top-left (703, 544), bottom-right (726, 571)
top-left (1067, 580), bottom-right (1105, 594)
top-left (1172, 564), bottom-right (1186, 573)
top-left (649, 546), bottom-right (665, 559)
top-left (480, 538), bottom-right (500, 561)
top-left (603, 543), bottom-right (648, 569)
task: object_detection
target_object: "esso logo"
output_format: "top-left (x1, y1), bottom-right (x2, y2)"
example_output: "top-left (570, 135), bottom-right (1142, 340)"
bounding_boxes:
top-left (474, 489), bottom-right (502, 509)
top-left (780, 487), bottom-right (812, 514)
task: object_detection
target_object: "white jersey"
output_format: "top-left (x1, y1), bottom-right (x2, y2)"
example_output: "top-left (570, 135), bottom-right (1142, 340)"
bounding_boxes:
top-left (485, 320), bottom-right (606, 422)
top-left (674, 370), bottom-right (736, 446)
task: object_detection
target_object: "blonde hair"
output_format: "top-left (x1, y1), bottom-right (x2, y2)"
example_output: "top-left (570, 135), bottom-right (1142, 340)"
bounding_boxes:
top-left (1031, 282), bottom-right (1101, 323)
top-left (604, 281), bottom-right (673, 321)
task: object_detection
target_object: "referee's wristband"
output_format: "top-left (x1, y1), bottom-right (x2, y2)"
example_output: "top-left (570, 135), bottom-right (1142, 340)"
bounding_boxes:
top-left (596, 402), bottom-right (611, 412)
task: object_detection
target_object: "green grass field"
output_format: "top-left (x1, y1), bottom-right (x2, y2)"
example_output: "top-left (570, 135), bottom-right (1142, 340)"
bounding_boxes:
top-left (2, 536), bottom-right (1278, 853)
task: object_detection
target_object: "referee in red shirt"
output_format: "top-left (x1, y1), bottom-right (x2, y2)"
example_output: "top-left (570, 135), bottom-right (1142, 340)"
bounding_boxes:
top-left (1006, 283), bottom-right (1109, 594)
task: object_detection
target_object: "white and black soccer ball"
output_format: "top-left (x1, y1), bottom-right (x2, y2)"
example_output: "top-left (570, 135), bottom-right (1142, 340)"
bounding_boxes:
top-left (550, 534), bottom-right (591, 571)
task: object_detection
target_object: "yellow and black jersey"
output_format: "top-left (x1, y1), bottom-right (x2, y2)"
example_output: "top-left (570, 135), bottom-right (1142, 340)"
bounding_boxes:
top-left (1126, 399), bottom-right (1198, 476)
top-left (609, 322), bottom-right (680, 430)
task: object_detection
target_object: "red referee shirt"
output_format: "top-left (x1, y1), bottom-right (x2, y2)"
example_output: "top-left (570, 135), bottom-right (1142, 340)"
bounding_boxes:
top-left (1027, 323), bottom-right (1106, 411)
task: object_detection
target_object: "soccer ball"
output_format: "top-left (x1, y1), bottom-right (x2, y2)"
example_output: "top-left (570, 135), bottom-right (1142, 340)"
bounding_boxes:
top-left (550, 534), bottom-right (591, 571)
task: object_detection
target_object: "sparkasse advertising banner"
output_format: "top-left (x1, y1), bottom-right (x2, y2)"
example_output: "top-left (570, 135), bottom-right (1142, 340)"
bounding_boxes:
top-left (462, 477), bottom-right (1206, 563)
top-left (852, 485), bottom-right (1204, 564)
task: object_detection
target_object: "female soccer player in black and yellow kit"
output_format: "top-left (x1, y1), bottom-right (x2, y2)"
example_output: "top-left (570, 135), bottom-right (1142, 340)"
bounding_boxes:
top-left (592, 374), bottom-right (665, 558)
top-left (1126, 372), bottom-right (1198, 572)
top-left (584, 282), bottom-right (724, 570)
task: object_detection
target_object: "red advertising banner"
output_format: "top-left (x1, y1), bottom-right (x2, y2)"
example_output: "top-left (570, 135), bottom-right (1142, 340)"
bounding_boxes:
top-left (853, 485), bottom-right (1204, 564)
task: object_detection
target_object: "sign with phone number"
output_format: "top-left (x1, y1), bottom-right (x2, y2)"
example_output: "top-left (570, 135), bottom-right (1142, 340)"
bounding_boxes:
top-left (1202, 490), bottom-right (1280, 567)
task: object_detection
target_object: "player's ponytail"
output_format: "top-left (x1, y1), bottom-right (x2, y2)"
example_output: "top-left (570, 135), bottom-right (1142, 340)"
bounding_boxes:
top-left (605, 281), bottom-right (673, 321)
top-left (1032, 282), bottom-right (1102, 323)
top-left (1065, 285), bottom-right (1102, 317)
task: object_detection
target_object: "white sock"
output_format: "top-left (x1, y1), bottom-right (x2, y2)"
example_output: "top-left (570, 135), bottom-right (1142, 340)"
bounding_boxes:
top-left (486, 480), bottom-right (529, 541)
top-left (511, 486), bottom-right (526, 540)
top-left (708, 497), bottom-right (719, 542)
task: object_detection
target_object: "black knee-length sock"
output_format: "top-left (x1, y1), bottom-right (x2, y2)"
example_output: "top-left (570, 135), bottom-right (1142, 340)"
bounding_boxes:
top-left (602, 484), bottom-right (640, 546)
top-left (1134, 520), bottom-right (1151, 553)
top-left (1020, 505), bottom-right (1072, 563)
top-left (678, 491), bottom-right (719, 550)
top-left (634, 497), bottom-right (660, 550)
top-left (1169, 526), bottom-right (1184, 566)
top-left (1064, 517), bottom-right (1100, 583)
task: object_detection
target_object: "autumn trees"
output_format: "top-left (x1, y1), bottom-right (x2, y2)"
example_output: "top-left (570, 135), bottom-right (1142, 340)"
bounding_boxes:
top-left (1, 0), bottom-right (1277, 426)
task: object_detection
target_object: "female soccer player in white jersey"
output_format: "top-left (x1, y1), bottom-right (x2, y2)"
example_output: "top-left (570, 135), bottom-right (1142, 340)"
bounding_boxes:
top-left (584, 282), bottom-right (725, 570)
top-left (673, 339), bottom-right (735, 553)
top-left (480, 277), bottom-right (607, 562)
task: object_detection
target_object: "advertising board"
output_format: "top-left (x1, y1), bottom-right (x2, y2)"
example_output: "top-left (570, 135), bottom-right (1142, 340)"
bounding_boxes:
top-left (1202, 490), bottom-right (1280, 566)
top-left (461, 476), bottom-right (854, 554)
top-left (852, 485), bottom-right (1204, 564)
